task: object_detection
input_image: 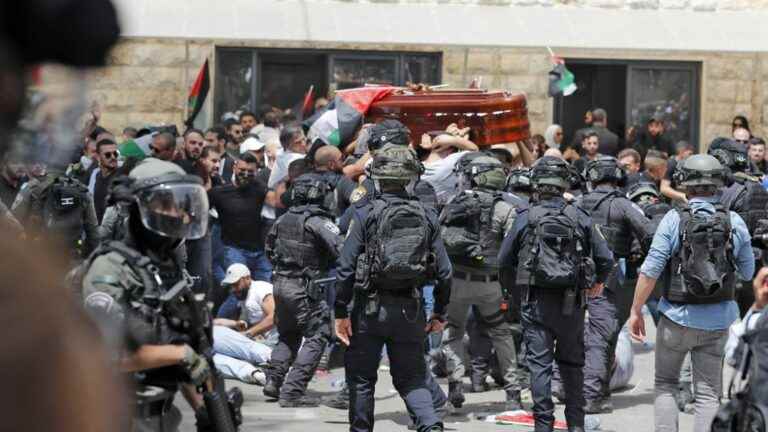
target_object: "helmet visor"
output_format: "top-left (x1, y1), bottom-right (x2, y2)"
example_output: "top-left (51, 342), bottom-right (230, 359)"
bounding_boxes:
top-left (136, 183), bottom-right (209, 240)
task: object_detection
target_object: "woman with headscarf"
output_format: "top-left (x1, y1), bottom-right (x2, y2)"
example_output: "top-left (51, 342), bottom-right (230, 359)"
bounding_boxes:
top-left (544, 124), bottom-right (564, 149)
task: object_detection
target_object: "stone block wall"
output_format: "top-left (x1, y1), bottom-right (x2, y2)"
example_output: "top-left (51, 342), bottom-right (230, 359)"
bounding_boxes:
top-left (44, 37), bottom-right (768, 151)
top-left (76, 38), bottom-right (213, 133)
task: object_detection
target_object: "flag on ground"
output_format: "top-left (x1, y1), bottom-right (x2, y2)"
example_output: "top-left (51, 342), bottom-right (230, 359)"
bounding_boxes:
top-left (185, 59), bottom-right (210, 127)
top-left (307, 86), bottom-right (396, 146)
top-left (118, 133), bottom-right (155, 160)
top-left (548, 56), bottom-right (577, 97)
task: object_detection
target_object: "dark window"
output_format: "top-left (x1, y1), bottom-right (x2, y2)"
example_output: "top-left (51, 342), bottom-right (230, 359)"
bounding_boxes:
top-left (214, 48), bottom-right (441, 120)
top-left (554, 60), bottom-right (701, 149)
top-left (214, 49), bottom-right (254, 121)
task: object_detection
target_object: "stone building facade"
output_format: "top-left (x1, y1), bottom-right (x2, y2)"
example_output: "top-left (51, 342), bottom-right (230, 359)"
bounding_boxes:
top-left (65, 0), bottom-right (768, 149)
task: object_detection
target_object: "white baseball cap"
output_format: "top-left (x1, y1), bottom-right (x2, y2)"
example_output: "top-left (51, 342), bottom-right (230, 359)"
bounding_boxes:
top-left (222, 263), bottom-right (251, 285)
top-left (240, 137), bottom-right (266, 154)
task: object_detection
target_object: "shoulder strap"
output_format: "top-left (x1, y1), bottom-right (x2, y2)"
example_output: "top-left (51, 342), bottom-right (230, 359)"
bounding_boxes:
top-left (101, 241), bottom-right (160, 294)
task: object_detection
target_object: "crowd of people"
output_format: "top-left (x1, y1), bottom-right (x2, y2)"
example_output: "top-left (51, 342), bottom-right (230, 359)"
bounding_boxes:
top-left (4, 101), bottom-right (768, 432)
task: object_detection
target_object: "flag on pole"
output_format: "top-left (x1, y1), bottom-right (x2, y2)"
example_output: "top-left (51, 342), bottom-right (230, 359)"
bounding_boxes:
top-left (185, 59), bottom-right (210, 127)
top-left (307, 86), bottom-right (395, 146)
top-left (547, 48), bottom-right (577, 97)
top-left (292, 85), bottom-right (315, 121)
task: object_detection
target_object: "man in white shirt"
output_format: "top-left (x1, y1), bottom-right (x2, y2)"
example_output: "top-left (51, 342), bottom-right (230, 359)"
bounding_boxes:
top-left (213, 264), bottom-right (277, 384)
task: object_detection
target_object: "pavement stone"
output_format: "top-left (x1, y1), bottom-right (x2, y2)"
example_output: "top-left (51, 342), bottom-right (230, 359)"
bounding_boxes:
top-left (178, 314), bottom-right (699, 431)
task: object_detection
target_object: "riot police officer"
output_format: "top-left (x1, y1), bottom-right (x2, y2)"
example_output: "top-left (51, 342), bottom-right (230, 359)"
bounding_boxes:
top-left (12, 165), bottom-right (99, 261)
top-left (334, 143), bottom-right (452, 432)
top-left (80, 158), bottom-right (241, 432)
top-left (439, 155), bottom-right (524, 410)
top-left (628, 154), bottom-right (755, 432)
top-left (578, 156), bottom-right (654, 413)
top-left (709, 138), bottom-right (768, 316)
top-left (626, 180), bottom-right (671, 325)
top-left (264, 172), bottom-right (343, 407)
top-left (499, 156), bottom-right (614, 432)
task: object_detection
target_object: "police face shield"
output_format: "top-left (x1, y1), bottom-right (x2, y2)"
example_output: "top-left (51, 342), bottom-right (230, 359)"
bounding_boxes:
top-left (136, 183), bottom-right (209, 240)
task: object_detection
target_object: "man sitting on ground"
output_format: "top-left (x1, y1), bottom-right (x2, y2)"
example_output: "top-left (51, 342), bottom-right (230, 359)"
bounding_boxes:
top-left (213, 263), bottom-right (277, 385)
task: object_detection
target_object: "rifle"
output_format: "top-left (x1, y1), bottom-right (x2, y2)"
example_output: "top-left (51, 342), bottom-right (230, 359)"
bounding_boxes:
top-left (158, 276), bottom-right (243, 432)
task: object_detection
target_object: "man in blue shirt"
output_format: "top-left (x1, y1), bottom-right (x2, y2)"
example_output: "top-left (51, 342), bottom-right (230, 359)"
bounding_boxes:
top-left (628, 154), bottom-right (755, 432)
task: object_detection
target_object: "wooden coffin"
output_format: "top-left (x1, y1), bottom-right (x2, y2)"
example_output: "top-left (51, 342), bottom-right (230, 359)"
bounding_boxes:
top-left (366, 89), bottom-right (530, 146)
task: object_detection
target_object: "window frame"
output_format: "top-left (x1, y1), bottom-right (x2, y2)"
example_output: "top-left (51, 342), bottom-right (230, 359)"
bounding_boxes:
top-left (552, 58), bottom-right (702, 149)
top-left (214, 47), bottom-right (442, 120)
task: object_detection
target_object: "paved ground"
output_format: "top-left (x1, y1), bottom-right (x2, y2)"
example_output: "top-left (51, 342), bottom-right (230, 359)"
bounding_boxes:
top-left (180, 314), bottom-right (700, 431)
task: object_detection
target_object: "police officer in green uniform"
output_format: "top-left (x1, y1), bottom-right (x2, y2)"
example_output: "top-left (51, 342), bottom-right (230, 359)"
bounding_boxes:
top-left (264, 172), bottom-right (343, 407)
top-left (439, 154), bottom-right (524, 410)
top-left (80, 158), bottom-right (235, 432)
top-left (334, 144), bottom-right (453, 432)
top-left (12, 166), bottom-right (99, 260)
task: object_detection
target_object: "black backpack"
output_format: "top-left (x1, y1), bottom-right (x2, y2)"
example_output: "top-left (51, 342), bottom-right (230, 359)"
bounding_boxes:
top-left (366, 197), bottom-right (433, 289)
top-left (666, 205), bottom-right (736, 304)
top-left (712, 319), bottom-right (768, 432)
top-left (523, 203), bottom-right (585, 289)
top-left (42, 176), bottom-right (88, 246)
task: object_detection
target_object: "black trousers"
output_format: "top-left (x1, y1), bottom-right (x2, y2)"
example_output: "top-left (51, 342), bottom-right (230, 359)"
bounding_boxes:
top-left (521, 286), bottom-right (586, 432)
top-left (269, 276), bottom-right (331, 400)
top-left (346, 295), bottom-right (441, 432)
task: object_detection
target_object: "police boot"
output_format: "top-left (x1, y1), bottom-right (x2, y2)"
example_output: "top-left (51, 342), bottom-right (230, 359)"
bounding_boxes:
top-left (470, 373), bottom-right (489, 393)
top-left (278, 394), bottom-right (321, 408)
top-left (505, 390), bottom-right (523, 411)
top-left (448, 381), bottom-right (465, 409)
top-left (584, 398), bottom-right (613, 414)
top-left (194, 407), bottom-right (214, 432)
top-left (322, 384), bottom-right (350, 410)
top-left (263, 375), bottom-right (283, 399)
top-left (567, 427), bottom-right (585, 432)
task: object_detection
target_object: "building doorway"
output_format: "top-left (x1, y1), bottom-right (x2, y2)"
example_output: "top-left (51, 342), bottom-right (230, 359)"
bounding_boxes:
top-left (554, 60), bottom-right (701, 150)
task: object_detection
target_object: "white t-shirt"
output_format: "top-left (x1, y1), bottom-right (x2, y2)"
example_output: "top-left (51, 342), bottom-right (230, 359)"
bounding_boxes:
top-left (421, 151), bottom-right (469, 205)
top-left (243, 280), bottom-right (273, 326)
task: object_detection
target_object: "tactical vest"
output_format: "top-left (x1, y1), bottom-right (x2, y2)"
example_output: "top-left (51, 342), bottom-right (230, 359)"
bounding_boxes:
top-left (663, 205), bottom-right (736, 304)
top-left (40, 175), bottom-right (88, 251)
top-left (442, 189), bottom-right (509, 271)
top-left (721, 180), bottom-right (768, 236)
top-left (640, 201), bottom-right (671, 233)
top-left (270, 205), bottom-right (332, 276)
top-left (581, 189), bottom-right (632, 258)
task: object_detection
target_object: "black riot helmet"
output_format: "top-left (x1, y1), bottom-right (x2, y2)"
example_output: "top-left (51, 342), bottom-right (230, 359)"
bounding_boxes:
top-left (708, 138), bottom-right (749, 173)
top-left (626, 181), bottom-right (661, 204)
top-left (586, 155), bottom-right (627, 187)
top-left (531, 156), bottom-right (571, 193)
top-left (506, 167), bottom-right (532, 193)
top-left (113, 158), bottom-right (210, 246)
top-left (290, 172), bottom-right (333, 208)
top-left (673, 154), bottom-right (726, 194)
top-left (368, 119), bottom-right (411, 151)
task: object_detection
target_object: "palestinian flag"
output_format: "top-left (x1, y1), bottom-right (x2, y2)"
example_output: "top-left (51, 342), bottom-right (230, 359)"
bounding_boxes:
top-left (118, 133), bottom-right (155, 160)
top-left (548, 57), bottom-right (577, 97)
top-left (292, 85), bottom-right (315, 121)
top-left (185, 59), bottom-right (210, 127)
top-left (307, 86), bottom-right (395, 146)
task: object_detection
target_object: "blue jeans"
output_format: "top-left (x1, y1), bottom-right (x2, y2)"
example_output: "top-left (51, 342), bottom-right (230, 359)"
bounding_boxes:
top-left (223, 245), bottom-right (272, 282)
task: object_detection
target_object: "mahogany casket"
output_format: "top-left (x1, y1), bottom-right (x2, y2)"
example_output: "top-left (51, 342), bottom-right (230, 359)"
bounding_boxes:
top-left (366, 89), bottom-right (530, 146)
